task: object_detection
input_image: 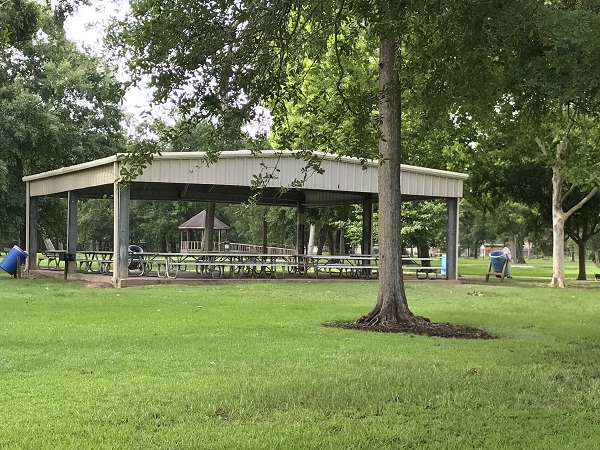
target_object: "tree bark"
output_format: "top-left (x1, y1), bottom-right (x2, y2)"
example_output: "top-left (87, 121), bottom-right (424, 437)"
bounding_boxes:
top-left (417, 243), bottom-right (431, 267)
top-left (262, 209), bottom-right (268, 253)
top-left (515, 235), bottom-right (525, 264)
top-left (307, 224), bottom-right (315, 255)
top-left (203, 203), bottom-right (216, 251)
top-left (550, 160), bottom-right (567, 288)
top-left (317, 232), bottom-right (326, 255)
top-left (576, 239), bottom-right (587, 280)
top-left (356, 39), bottom-right (415, 325)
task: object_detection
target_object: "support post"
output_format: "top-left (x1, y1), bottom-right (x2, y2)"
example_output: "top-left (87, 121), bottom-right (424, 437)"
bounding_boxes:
top-left (66, 191), bottom-right (78, 275)
top-left (296, 199), bottom-right (306, 255)
top-left (113, 177), bottom-right (130, 287)
top-left (25, 184), bottom-right (38, 272)
top-left (446, 198), bottom-right (459, 280)
top-left (361, 198), bottom-right (373, 256)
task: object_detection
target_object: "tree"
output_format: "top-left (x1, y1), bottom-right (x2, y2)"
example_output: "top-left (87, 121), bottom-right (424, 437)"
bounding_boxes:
top-left (564, 193), bottom-right (600, 280)
top-left (0, 0), bottom-right (124, 244)
top-left (499, 5), bottom-right (600, 287)
top-left (112, 0), bottom-right (542, 324)
top-left (401, 201), bottom-right (446, 260)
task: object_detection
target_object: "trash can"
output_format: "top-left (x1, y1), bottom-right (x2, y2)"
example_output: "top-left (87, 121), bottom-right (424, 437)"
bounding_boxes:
top-left (128, 245), bottom-right (144, 270)
top-left (0, 245), bottom-right (28, 276)
top-left (441, 254), bottom-right (446, 276)
top-left (489, 251), bottom-right (506, 273)
top-left (128, 245), bottom-right (144, 254)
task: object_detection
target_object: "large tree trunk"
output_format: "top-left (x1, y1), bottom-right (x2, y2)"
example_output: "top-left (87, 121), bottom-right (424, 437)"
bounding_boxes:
top-left (356, 39), bottom-right (415, 325)
top-left (417, 243), bottom-right (431, 267)
top-left (550, 163), bottom-right (567, 288)
top-left (326, 231), bottom-right (335, 255)
top-left (317, 232), bottom-right (326, 255)
top-left (577, 239), bottom-right (587, 281)
top-left (262, 209), bottom-right (268, 253)
top-left (515, 235), bottom-right (525, 264)
top-left (202, 202), bottom-right (216, 251)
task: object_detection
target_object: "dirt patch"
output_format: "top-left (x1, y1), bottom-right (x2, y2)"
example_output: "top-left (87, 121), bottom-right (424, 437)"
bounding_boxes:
top-left (326, 319), bottom-right (494, 339)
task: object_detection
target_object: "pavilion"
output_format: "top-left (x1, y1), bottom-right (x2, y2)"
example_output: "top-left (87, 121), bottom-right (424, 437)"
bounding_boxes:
top-left (22, 150), bottom-right (468, 287)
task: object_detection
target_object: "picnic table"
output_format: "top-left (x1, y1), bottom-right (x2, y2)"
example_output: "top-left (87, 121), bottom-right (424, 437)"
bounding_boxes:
top-left (401, 257), bottom-right (443, 279)
top-left (130, 252), bottom-right (299, 279)
top-left (307, 255), bottom-right (379, 279)
top-left (37, 250), bottom-right (66, 271)
top-left (78, 251), bottom-right (114, 274)
top-left (34, 249), bottom-right (444, 281)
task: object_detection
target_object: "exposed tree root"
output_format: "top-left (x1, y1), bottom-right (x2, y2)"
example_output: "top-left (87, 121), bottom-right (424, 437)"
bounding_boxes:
top-left (328, 319), bottom-right (493, 339)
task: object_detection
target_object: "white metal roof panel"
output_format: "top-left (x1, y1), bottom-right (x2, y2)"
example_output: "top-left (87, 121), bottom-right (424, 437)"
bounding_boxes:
top-left (23, 150), bottom-right (467, 201)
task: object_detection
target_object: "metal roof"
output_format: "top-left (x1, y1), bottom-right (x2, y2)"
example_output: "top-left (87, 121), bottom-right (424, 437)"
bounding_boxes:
top-left (23, 150), bottom-right (468, 206)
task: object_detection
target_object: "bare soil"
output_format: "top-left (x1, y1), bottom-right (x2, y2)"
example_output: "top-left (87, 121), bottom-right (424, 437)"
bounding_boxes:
top-left (326, 318), bottom-right (494, 339)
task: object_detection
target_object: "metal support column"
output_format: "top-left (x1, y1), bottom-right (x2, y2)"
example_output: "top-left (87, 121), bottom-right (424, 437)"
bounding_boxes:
top-left (296, 198), bottom-right (306, 255)
top-left (25, 184), bottom-right (38, 272)
top-left (113, 178), bottom-right (130, 286)
top-left (361, 197), bottom-right (373, 255)
top-left (66, 191), bottom-right (78, 275)
top-left (446, 198), bottom-right (459, 280)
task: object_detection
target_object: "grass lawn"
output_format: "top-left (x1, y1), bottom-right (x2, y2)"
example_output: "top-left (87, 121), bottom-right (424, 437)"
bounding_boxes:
top-left (459, 255), bottom-right (600, 281)
top-left (1, 275), bottom-right (600, 449)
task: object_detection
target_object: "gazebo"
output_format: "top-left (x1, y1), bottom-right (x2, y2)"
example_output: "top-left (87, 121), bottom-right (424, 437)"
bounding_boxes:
top-left (179, 210), bottom-right (230, 252)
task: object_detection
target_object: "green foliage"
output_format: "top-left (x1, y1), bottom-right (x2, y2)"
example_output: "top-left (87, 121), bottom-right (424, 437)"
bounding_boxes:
top-left (270, 21), bottom-right (379, 159)
top-left (221, 204), bottom-right (297, 248)
top-left (401, 201), bottom-right (446, 250)
top-left (0, 0), bottom-right (125, 242)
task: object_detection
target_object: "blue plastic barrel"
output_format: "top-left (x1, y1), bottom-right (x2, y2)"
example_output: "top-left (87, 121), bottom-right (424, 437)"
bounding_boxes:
top-left (0, 245), bottom-right (28, 275)
top-left (489, 250), bottom-right (506, 273)
top-left (441, 254), bottom-right (447, 275)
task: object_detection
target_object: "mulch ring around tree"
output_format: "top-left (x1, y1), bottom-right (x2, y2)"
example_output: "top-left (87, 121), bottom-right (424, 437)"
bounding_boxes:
top-left (326, 319), bottom-right (494, 339)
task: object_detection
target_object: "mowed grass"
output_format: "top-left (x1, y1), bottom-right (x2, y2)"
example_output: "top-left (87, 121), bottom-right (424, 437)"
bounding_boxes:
top-left (1, 277), bottom-right (600, 449)
top-left (459, 255), bottom-right (600, 280)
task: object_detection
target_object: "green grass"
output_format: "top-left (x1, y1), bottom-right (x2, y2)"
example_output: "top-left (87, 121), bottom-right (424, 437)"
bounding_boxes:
top-left (1, 277), bottom-right (600, 449)
top-left (459, 256), bottom-right (600, 281)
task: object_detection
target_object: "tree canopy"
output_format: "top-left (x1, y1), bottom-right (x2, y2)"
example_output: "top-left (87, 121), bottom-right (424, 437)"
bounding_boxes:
top-left (0, 0), bottom-right (125, 243)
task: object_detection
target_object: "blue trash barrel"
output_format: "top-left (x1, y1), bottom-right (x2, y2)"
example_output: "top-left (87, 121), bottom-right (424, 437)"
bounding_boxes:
top-left (441, 254), bottom-right (447, 275)
top-left (0, 245), bottom-right (28, 276)
top-left (489, 251), bottom-right (506, 273)
top-left (128, 245), bottom-right (144, 253)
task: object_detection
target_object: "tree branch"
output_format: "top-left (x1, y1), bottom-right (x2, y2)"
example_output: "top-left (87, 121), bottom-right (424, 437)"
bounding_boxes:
top-left (561, 184), bottom-right (575, 204)
top-left (564, 187), bottom-right (599, 221)
top-left (534, 137), bottom-right (546, 155)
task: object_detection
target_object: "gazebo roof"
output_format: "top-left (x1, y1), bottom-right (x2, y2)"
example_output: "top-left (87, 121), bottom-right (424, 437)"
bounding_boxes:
top-left (179, 210), bottom-right (230, 230)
